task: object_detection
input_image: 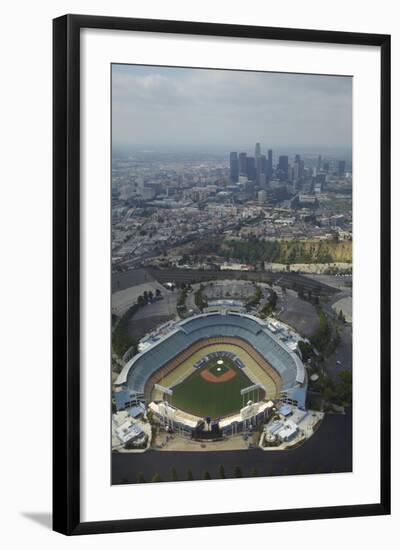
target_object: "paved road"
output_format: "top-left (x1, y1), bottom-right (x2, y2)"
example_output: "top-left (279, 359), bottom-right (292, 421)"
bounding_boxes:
top-left (113, 268), bottom-right (341, 297)
top-left (304, 273), bottom-right (352, 292)
top-left (319, 284), bottom-right (353, 382)
top-left (323, 320), bottom-right (352, 383)
top-left (112, 408), bottom-right (352, 484)
top-left (146, 269), bottom-right (340, 297)
top-left (112, 268), bottom-right (157, 293)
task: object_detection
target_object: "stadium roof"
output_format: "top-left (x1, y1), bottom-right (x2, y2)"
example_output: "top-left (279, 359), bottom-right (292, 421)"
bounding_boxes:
top-left (114, 390), bottom-right (131, 411)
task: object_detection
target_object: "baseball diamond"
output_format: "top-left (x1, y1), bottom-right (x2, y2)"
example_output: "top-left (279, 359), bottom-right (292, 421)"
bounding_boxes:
top-left (172, 357), bottom-right (253, 417)
top-left (116, 312), bottom-right (307, 422)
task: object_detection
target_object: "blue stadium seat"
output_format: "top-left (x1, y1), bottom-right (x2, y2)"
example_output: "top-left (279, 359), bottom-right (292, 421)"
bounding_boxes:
top-left (124, 313), bottom-right (306, 397)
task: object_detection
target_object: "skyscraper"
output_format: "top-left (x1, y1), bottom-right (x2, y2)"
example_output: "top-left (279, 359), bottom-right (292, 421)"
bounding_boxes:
top-left (238, 152), bottom-right (247, 177)
top-left (292, 155), bottom-right (301, 184)
top-left (255, 142), bottom-right (262, 185)
top-left (229, 152), bottom-right (239, 183)
top-left (338, 160), bottom-right (346, 175)
top-left (299, 160), bottom-right (305, 179)
top-left (267, 149), bottom-right (273, 180)
top-left (255, 155), bottom-right (262, 185)
top-left (261, 155), bottom-right (267, 175)
top-left (278, 155), bottom-right (289, 181)
top-left (258, 190), bottom-right (267, 204)
top-left (293, 162), bottom-right (299, 182)
top-left (246, 156), bottom-right (256, 181)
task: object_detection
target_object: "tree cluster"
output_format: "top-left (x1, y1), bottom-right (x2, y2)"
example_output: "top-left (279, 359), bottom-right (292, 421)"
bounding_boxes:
top-left (260, 290), bottom-right (278, 317)
top-left (194, 286), bottom-right (208, 310)
top-left (310, 308), bottom-right (341, 358)
top-left (112, 289), bottom-right (158, 357)
top-left (246, 285), bottom-right (262, 310)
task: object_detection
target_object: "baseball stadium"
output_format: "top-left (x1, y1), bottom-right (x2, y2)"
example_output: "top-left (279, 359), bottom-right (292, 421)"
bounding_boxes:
top-left (115, 312), bottom-right (308, 439)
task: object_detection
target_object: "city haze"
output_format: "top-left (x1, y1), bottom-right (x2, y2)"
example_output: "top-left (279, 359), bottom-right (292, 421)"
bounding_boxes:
top-left (112, 64), bottom-right (352, 152)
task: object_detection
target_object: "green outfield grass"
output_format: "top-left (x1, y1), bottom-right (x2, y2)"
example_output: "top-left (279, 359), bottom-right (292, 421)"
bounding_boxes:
top-left (171, 357), bottom-right (252, 418)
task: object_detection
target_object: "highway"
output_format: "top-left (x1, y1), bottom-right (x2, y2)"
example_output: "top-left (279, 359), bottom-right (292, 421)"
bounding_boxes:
top-left (145, 268), bottom-right (340, 297)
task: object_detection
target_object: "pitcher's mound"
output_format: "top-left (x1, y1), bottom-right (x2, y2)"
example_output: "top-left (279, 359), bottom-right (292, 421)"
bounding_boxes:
top-left (200, 367), bottom-right (236, 383)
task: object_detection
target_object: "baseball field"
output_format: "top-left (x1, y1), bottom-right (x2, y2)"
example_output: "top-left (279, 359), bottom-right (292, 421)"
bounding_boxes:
top-left (171, 356), bottom-right (257, 418)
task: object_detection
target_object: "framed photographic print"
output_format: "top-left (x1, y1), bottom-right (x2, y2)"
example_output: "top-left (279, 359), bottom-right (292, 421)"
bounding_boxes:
top-left (53, 14), bottom-right (391, 535)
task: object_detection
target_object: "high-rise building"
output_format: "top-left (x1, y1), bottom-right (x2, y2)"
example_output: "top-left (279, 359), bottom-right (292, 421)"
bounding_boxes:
top-left (255, 155), bottom-right (262, 184)
top-left (299, 159), bottom-right (305, 179)
top-left (255, 143), bottom-right (262, 185)
top-left (259, 173), bottom-right (267, 188)
top-left (261, 155), bottom-right (267, 175)
top-left (317, 155), bottom-right (322, 171)
top-left (246, 156), bottom-right (256, 181)
top-left (323, 161), bottom-right (330, 172)
top-left (338, 160), bottom-right (346, 175)
top-left (315, 173), bottom-right (326, 190)
top-left (293, 155), bottom-right (302, 183)
top-left (141, 187), bottom-right (156, 200)
top-left (258, 190), bottom-right (267, 204)
top-left (238, 152), bottom-right (247, 177)
top-left (278, 155), bottom-right (289, 181)
top-left (257, 154), bottom-right (267, 187)
top-left (293, 162), bottom-right (299, 182)
top-left (229, 152), bottom-right (239, 183)
top-left (267, 149), bottom-right (273, 180)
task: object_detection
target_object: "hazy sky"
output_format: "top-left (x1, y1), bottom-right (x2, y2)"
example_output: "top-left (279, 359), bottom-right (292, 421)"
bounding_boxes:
top-left (112, 64), bottom-right (352, 152)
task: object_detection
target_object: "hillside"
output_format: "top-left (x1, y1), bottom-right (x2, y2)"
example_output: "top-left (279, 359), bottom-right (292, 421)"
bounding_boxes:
top-left (170, 237), bottom-right (352, 265)
top-left (277, 240), bottom-right (352, 264)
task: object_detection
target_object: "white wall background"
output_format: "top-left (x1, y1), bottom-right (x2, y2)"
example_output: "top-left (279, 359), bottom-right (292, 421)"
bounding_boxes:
top-left (0, 0), bottom-right (398, 548)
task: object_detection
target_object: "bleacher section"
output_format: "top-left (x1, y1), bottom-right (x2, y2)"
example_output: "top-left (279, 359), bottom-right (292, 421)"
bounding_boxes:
top-left (116, 313), bottom-right (307, 403)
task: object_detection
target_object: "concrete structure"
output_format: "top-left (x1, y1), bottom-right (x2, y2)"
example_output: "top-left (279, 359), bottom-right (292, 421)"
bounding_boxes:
top-left (114, 419), bottom-right (146, 447)
top-left (116, 312), bottom-right (307, 409)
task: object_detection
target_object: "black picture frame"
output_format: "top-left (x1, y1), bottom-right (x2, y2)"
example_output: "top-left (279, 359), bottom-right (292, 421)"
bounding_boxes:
top-left (53, 14), bottom-right (391, 536)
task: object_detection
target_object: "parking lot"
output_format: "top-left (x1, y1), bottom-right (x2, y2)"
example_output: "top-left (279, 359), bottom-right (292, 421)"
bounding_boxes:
top-left (276, 289), bottom-right (320, 338)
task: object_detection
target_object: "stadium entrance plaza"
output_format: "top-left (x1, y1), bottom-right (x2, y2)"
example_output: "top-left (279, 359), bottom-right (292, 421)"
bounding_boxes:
top-left (149, 407), bottom-right (324, 452)
top-left (154, 432), bottom-right (249, 451)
